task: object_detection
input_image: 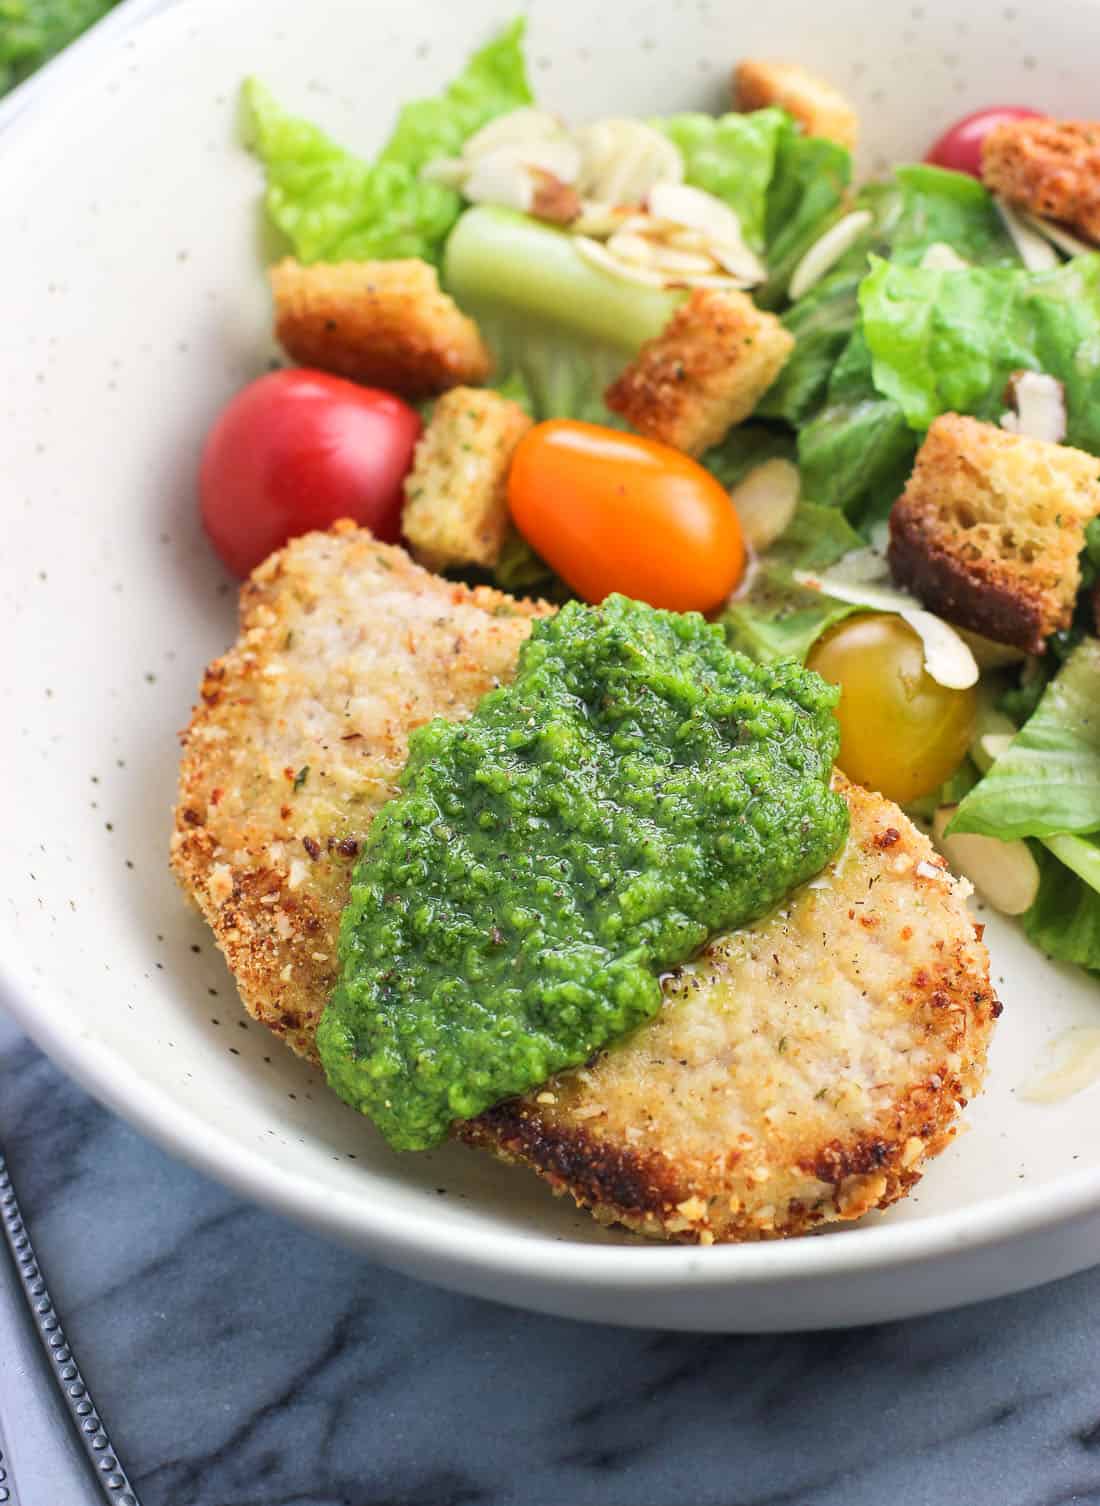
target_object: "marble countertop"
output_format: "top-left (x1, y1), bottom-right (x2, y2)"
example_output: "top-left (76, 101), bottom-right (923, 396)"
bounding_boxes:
top-left (3, 1013), bottom-right (1100, 1506)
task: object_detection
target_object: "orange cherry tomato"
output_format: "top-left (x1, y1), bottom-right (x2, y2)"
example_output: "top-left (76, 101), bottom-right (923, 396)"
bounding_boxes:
top-left (507, 419), bottom-right (745, 612)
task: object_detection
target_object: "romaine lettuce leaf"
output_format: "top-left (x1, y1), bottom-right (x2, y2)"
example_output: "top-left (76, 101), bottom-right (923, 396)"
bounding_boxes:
top-left (757, 124), bottom-right (851, 307)
top-left (885, 165), bottom-right (1019, 268)
top-left (700, 425), bottom-right (797, 490)
top-left (720, 502), bottom-right (865, 662)
top-left (949, 638), bottom-right (1100, 839)
top-left (1023, 842), bottom-right (1100, 974)
top-left (796, 331), bottom-right (917, 526)
top-left (758, 260), bottom-right (868, 425)
top-left (762, 168), bottom-right (1017, 426)
top-left (444, 205), bottom-right (680, 422)
top-left (655, 109), bottom-right (787, 252)
top-left (243, 20), bottom-right (531, 265)
top-left (860, 252), bottom-right (1100, 450)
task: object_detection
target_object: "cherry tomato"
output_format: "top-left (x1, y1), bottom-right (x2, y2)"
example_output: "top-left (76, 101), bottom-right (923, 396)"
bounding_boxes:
top-left (507, 420), bottom-right (744, 612)
top-left (200, 369), bottom-right (421, 577)
top-left (925, 106), bottom-right (1041, 178)
top-left (806, 613), bottom-right (976, 805)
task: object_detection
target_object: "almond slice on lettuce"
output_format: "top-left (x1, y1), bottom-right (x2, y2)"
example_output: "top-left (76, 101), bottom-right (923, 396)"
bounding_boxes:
top-left (793, 569), bottom-right (979, 689)
top-left (932, 806), bottom-right (1040, 916)
top-left (999, 369), bottom-right (1068, 444)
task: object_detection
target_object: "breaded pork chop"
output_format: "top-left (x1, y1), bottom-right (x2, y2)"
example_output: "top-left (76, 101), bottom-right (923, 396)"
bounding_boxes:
top-left (172, 522), bottom-right (551, 1061)
top-left (173, 525), bottom-right (998, 1242)
top-left (462, 778), bottom-right (997, 1241)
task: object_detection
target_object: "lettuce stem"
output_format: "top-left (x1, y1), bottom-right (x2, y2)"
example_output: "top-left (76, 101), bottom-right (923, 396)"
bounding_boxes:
top-left (1044, 834), bottom-right (1100, 897)
top-left (444, 206), bottom-right (681, 351)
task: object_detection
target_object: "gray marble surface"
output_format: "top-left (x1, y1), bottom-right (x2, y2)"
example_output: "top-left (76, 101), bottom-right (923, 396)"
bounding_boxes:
top-left (2, 1013), bottom-right (1100, 1506)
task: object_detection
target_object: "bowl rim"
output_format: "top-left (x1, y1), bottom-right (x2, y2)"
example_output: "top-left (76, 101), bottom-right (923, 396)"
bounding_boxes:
top-left (4, 0), bottom-right (1100, 1297)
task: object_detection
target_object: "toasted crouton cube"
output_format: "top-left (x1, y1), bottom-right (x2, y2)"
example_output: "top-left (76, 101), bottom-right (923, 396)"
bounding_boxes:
top-left (733, 61), bottom-right (859, 151)
top-left (888, 414), bottom-right (1100, 653)
top-left (270, 258), bottom-right (492, 399)
top-left (402, 387), bottom-right (532, 571)
top-left (604, 288), bottom-right (794, 457)
top-left (982, 119), bottom-right (1100, 242)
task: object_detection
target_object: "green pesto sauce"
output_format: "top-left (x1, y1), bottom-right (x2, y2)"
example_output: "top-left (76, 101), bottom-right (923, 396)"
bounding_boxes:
top-left (318, 595), bottom-right (848, 1150)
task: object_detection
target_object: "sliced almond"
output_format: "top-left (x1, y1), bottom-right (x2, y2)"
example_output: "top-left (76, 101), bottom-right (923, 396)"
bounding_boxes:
top-left (462, 108), bottom-right (568, 160)
top-left (710, 240), bottom-right (767, 285)
top-left (419, 155), bottom-right (469, 188)
top-left (933, 805), bottom-right (1040, 916)
top-left (571, 200), bottom-right (635, 237)
top-left (792, 570), bottom-right (979, 689)
top-left (920, 241), bottom-right (970, 271)
top-left (1020, 211), bottom-right (1097, 259)
top-left (980, 732), bottom-right (1016, 764)
top-left (648, 183), bottom-right (767, 283)
top-left (665, 226), bottom-right (717, 253)
top-left (573, 235), bottom-right (669, 287)
top-left (956, 628), bottom-right (1027, 670)
top-left (995, 198), bottom-right (1061, 272)
top-left (462, 152), bottom-right (536, 214)
top-left (788, 210), bottom-right (873, 301)
top-left (647, 183), bottom-right (743, 246)
top-left (606, 229), bottom-right (715, 275)
top-left (729, 459), bottom-right (801, 551)
top-left (999, 369), bottom-right (1068, 444)
top-left (574, 118), bottom-right (684, 206)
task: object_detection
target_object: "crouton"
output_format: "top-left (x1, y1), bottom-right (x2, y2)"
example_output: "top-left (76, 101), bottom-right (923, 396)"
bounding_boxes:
top-left (270, 258), bottom-right (492, 399)
top-left (733, 60), bottom-right (859, 152)
top-left (888, 413), bottom-right (1100, 653)
top-left (402, 387), bottom-right (532, 571)
top-left (604, 288), bottom-right (794, 457)
top-left (982, 119), bottom-right (1100, 242)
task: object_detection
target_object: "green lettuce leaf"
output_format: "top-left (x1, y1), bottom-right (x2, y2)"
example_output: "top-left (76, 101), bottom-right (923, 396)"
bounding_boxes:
top-left (700, 426), bottom-right (797, 490)
top-left (860, 252), bottom-right (1100, 449)
top-left (885, 165), bottom-right (1019, 268)
top-left (655, 109), bottom-right (787, 252)
top-left (444, 205), bottom-right (680, 421)
top-left (757, 124), bottom-right (851, 307)
top-left (761, 167), bottom-right (1017, 427)
top-left (720, 502), bottom-right (864, 662)
top-left (1023, 842), bottom-right (1100, 973)
top-left (796, 330), bottom-right (917, 526)
top-left (950, 638), bottom-right (1100, 839)
top-left (243, 20), bottom-right (531, 265)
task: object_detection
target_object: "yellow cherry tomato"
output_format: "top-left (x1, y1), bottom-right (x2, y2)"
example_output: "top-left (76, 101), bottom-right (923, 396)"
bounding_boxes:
top-left (806, 613), bottom-right (977, 804)
top-left (507, 419), bottom-right (745, 612)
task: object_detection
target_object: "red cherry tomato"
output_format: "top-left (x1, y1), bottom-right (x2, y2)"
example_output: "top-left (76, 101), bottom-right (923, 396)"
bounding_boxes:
top-left (508, 419), bottom-right (745, 612)
top-left (200, 369), bottom-right (421, 577)
top-left (925, 106), bottom-right (1042, 178)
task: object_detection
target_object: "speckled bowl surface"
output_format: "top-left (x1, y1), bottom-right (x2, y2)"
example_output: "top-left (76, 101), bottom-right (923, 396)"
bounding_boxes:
top-left (3, 0), bottom-right (1100, 1331)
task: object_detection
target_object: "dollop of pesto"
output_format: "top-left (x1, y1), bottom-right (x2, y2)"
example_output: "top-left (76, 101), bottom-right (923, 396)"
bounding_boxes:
top-left (319, 595), bottom-right (847, 1150)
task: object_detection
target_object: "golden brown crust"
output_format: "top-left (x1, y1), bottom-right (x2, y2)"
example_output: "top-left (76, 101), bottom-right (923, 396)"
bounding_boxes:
top-left (888, 413), bottom-right (1100, 653)
top-left (171, 523), bottom-right (549, 1060)
top-left (270, 257), bottom-right (492, 399)
top-left (461, 778), bottom-right (998, 1243)
top-left (733, 60), bottom-right (859, 151)
top-left (173, 536), bottom-right (997, 1243)
top-left (402, 387), bottom-right (532, 571)
top-left (604, 288), bottom-right (794, 456)
top-left (982, 119), bottom-right (1100, 241)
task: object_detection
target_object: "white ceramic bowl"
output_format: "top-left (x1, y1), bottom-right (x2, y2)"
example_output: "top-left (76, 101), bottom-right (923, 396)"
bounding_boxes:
top-left (4, 0), bottom-right (1100, 1332)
